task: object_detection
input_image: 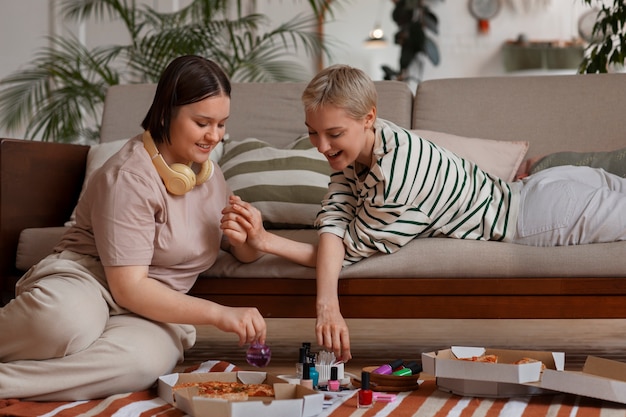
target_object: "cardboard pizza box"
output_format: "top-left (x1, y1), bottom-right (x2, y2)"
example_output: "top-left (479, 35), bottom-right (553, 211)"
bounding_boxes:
top-left (539, 356), bottom-right (626, 404)
top-left (158, 371), bottom-right (324, 417)
top-left (434, 377), bottom-right (554, 398)
top-left (422, 346), bottom-right (565, 398)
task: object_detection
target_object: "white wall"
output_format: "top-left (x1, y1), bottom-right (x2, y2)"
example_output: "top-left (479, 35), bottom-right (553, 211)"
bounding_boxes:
top-left (271, 0), bottom-right (593, 88)
top-left (0, 0), bottom-right (597, 139)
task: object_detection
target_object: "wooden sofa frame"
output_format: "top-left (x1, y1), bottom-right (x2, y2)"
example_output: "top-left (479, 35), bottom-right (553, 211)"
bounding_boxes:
top-left (3, 136), bottom-right (626, 318)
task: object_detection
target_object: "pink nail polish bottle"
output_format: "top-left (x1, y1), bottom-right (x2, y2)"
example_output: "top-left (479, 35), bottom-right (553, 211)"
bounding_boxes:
top-left (328, 366), bottom-right (340, 392)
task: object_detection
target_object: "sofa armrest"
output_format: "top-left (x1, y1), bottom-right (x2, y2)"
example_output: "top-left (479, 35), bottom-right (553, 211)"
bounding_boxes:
top-left (0, 139), bottom-right (89, 294)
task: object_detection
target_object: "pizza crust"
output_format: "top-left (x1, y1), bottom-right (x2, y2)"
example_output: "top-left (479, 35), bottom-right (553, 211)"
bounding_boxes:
top-left (457, 355), bottom-right (546, 370)
top-left (514, 357), bottom-right (546, 370)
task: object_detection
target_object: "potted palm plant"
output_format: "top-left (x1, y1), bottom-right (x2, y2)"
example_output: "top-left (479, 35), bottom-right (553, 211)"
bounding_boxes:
top-left (0, 0), bottom-right (336, 143)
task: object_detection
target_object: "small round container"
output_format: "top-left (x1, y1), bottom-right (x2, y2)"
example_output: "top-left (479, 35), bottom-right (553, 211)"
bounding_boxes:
top-left (246, 342), bottom-right (271, 367)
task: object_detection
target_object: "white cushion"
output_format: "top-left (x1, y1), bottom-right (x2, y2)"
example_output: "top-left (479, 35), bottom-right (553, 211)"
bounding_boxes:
top-left (411, 129), bottom-right (529, 182)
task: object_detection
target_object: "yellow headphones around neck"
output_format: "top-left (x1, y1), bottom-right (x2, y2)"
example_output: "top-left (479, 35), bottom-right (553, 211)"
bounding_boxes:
top-left (142, 130), bottom-right (213, 196)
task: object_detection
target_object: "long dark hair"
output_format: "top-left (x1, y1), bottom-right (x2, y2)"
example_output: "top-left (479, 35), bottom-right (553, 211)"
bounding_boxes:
top-left (141, 55), bottom-right (231, 144)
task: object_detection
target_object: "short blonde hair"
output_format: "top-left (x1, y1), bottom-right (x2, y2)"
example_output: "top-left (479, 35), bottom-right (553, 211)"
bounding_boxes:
top-left (301, 64), bottom-right (377, 120)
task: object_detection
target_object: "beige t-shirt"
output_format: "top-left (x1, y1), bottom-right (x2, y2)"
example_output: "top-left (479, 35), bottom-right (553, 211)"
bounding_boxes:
top-left (55, 135), bottom-right (231, 292)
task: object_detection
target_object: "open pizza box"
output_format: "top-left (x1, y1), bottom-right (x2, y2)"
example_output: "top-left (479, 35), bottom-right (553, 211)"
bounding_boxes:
top-left (158, 371), bottom-right (324, 417)
top-left (538, 355), bottom-right (626, 404)
top-left (421, 346), bottom-right (565, 398)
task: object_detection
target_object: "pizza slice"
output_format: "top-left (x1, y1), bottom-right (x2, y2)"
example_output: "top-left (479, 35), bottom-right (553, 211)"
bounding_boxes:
top-left (173, 380), bottom-right (275, 401)
top-left (459, 354), bottom-right (499, 363)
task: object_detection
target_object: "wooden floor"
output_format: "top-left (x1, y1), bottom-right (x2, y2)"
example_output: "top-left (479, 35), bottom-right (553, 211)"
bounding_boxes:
top-left (177, 318), bottom-right (626, 376)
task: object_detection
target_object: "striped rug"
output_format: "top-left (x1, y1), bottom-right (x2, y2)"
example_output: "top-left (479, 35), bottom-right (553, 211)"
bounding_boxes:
top-left (0, 361), bottom-right (233, 417)
top-left (1, 364), bottom-right (625, 417)
top-left (321, 381), bottom-right (626, 417)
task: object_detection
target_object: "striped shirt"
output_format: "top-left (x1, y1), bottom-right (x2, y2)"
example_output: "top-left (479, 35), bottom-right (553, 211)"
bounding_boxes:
top-left (315, 119), bottom-right (520, 265)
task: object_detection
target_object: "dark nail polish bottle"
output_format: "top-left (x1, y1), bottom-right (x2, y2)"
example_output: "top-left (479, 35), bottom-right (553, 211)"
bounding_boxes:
top-left (372, 359), bottom-right (404, 375)
top-left (296, 346), bottom-right (307, 378)
top-left (391, 361), bottom-right (422, 376)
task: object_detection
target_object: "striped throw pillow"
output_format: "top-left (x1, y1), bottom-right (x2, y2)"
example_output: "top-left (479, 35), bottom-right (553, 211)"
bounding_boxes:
top-left (219, 136), bottom-right (331, 228)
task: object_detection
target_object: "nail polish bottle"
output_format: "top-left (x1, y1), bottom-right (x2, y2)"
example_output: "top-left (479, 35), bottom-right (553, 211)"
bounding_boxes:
top-left (309, 359), bottom-right (319, 389)
top-left (296, 346), bottom-right (307, 378)
top-left (300, 363), bottom-right (313, 389)
top-left (357, 371), bottom-right (373, 408)
top-left (392, 361), bottom-right (422, 376)
top-left (372, 359), bottom-right (404, 375)
top-left (328, 366), bottom-right (340, 392)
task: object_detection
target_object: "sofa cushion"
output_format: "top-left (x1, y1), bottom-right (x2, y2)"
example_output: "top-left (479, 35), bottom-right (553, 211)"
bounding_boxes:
top-left (219, 136), bottom-right (331, 228)
top-left (65, 138), bottom-right (224, 226)
top-left (529, 146), bottom-right (626, 178)
top-left (202, 230), bottom-right (626, 279)
top-left (16, 227), bottom-right (69, 271)
top-left (412, 129), bottom-right (529, 182)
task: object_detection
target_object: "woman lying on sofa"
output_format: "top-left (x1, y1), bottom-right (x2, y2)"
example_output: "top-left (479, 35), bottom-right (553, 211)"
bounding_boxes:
top-left (221, 64), bottom-right (626, 363)
top-left (0, 55), bottom-right (267, 401)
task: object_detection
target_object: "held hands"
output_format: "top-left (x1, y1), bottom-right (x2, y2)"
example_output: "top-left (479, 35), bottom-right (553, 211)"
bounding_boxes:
top-left (221, 195), bottom-right (268, 251)
top-left (316, 303), bottom-right (352, 362)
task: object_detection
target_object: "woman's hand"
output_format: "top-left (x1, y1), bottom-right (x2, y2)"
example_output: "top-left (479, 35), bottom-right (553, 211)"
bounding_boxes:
top-left (220, 195), bottom-right (266, 263)
top-left (220, 196), bottom-right (249, 247)
top-left (221, 195), bottom-right (268, 251)
top-left (215, 305), bottom-right (267, 346)
top-left (315, 302), bottom-right (352, 362)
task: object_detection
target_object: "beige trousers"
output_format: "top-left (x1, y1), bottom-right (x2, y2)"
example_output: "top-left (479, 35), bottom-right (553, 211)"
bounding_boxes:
top-left (0, 251), bottom-right (196, 401)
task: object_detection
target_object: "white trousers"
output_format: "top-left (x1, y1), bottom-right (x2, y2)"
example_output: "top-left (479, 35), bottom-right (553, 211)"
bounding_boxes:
top-left (514, 165), bottom-right (626, 246)
top-left (0, 251), bottom-right (196, 401)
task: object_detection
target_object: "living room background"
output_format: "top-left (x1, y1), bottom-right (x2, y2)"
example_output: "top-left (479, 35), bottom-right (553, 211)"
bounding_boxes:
top-left (0, 0), bottom-right (599, 139)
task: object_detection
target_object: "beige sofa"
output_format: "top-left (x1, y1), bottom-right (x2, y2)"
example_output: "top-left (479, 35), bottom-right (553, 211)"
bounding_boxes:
top-left (2, 74), bottom-right (626, 319)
